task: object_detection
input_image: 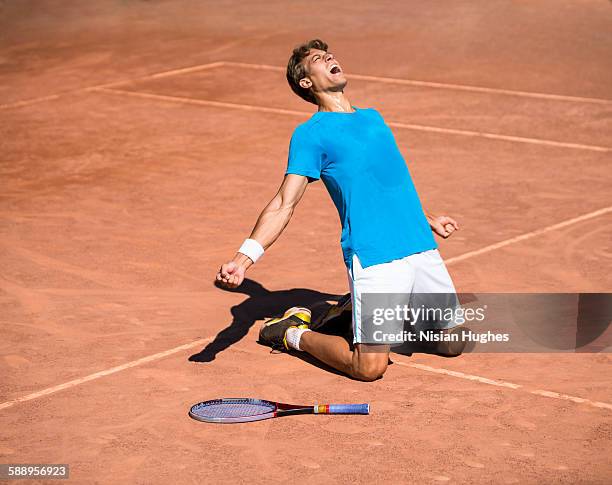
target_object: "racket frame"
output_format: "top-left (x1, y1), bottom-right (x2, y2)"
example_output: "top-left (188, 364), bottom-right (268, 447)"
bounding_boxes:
top-left (188, 398), bottom-right (369, 423)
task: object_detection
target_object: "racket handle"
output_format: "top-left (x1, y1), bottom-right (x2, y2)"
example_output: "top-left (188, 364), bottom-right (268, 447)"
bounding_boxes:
top-left (316, 404), bottom-right (369, 415)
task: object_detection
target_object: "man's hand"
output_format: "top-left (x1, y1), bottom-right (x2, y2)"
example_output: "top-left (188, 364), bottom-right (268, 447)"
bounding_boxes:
top-left (215, 255), bottom-right (251, 289)
top-left (429, 215), bottom-right (459, 239)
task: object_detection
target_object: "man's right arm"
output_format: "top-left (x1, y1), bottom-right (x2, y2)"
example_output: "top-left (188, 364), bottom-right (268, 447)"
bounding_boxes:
top-left (215, 174), bottom-right (310, 288)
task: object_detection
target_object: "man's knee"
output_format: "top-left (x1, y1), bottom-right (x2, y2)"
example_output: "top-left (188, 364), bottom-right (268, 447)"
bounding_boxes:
top-left (352, 358), bottom-right (388, 382)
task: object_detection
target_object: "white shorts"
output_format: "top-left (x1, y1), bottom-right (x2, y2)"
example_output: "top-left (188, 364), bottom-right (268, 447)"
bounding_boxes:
top-left (348, 249), bottom-right (458, 344)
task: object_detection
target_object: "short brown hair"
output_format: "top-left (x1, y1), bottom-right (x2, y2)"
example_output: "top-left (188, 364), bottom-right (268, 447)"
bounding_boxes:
top-left (286, 39), bottom-right (328, 105)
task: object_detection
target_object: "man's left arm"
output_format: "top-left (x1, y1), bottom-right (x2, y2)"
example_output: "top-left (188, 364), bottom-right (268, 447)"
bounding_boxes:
top-left (424, 209), bottom-right (459, 239)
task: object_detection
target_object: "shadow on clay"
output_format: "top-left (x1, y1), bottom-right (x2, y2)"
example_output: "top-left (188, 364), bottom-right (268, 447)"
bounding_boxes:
top-left (189, 278), bottom-right (463, 376)
top-left (188, 278), bottom-right (342, 364)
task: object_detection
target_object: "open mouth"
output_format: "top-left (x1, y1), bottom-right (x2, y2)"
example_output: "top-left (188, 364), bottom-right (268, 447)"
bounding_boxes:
top-left (329, 64), bottom-right (341, 74)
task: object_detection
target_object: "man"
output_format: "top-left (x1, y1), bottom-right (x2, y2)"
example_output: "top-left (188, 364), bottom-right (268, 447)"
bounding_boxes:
top-left (216, 39), bottom-right (459, 381)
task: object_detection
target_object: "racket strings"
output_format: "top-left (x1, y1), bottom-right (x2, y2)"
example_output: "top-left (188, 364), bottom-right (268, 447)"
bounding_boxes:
top-left (191, 399), bottom-right (275, 419)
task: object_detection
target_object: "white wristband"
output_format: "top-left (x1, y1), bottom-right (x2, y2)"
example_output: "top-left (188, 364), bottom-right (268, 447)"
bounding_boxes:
top-left (238, 238), bottom-right (265, 263)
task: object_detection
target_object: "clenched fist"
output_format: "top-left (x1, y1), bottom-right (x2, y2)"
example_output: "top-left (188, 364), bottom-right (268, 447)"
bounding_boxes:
top-left (429, 215), bottom-right (459, 239)
top-left (215, 261), bottom-right (246, 289)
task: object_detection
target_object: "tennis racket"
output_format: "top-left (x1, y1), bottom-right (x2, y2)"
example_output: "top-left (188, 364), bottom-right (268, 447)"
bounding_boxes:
top-left (189, 398), bottom-right (369, 423)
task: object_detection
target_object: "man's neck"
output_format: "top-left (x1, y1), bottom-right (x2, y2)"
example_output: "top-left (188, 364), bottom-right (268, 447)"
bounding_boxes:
top-left (317, 92), bottom-right (353, 113)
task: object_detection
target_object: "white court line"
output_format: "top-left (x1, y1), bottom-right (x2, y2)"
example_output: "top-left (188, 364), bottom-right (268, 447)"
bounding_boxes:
top-left (0, 61), bottom-right (224, 110)
top-left (0, 93), bottom-right (64, 110)
top-left (394, 361), bottom-right (612, 411)
top-left (446, 206), bottom-right (612, 265)
top-left (87, 61), bottom-right (225, 89)
top-left (400, 362), bottom-right (521, 389)
top-left (386, 121), bottom-right (610, 153)
top-left (0, 337), bottom-right (212, 411)
top-left (530, 390), bottom-right (612, 410)
top-left (222, 61), bottom-right (612, 105)
top-left (94, 87), bottom-right (611, 153)
top-left (92, 87), bottom-right (307, 116)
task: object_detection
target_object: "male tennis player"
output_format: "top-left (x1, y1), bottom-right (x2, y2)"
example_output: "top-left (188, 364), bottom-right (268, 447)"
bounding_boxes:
top-left (216, 39), bottom-right (460, 381)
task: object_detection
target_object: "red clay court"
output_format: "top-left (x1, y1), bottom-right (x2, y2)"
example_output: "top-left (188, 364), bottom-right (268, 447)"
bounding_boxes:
top-left (1, 1), bottom-right (611, 483)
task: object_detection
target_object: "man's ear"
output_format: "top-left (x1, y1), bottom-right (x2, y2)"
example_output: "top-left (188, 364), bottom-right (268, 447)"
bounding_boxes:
top-left (299, 77), bottom-right (312, 89)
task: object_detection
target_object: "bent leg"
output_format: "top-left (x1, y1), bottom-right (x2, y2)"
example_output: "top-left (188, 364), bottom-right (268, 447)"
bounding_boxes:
top-left (296, 253), bottom-right (413, 380)
top-left (299, 331), bottom-right (389, 381)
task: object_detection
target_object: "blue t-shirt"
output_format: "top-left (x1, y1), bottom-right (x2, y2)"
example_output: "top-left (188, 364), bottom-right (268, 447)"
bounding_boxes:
top-left (286, 106), bottom-right (437, 271)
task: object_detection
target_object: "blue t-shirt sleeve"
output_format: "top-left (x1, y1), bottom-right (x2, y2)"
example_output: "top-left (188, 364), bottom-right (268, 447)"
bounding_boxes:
top-left (286, 124), bottom-right (323, 182)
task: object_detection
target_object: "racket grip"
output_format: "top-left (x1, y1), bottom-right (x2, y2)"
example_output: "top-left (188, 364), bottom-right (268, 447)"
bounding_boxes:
top-left (321, 404), bottom-right (369, 415)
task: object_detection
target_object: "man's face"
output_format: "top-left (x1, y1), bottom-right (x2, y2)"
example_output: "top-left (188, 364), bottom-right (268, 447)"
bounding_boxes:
top-left (299, 48), bottom-right (347, 95)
